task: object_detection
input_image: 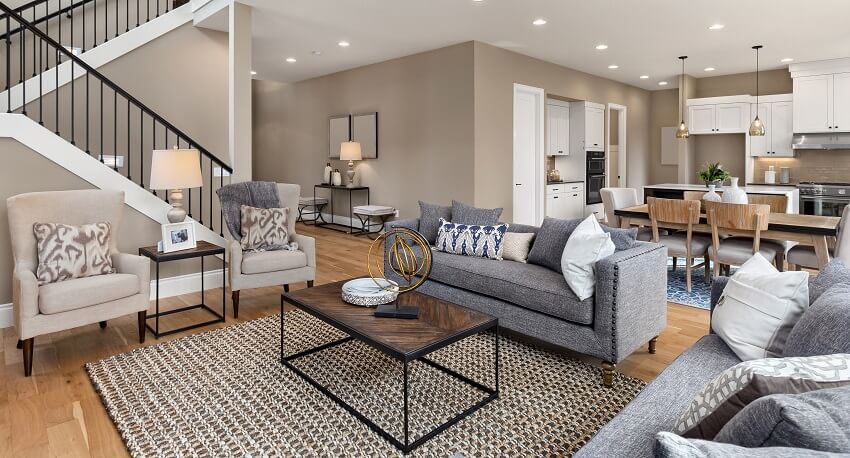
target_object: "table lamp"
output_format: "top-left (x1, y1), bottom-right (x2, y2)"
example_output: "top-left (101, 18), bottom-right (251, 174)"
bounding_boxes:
top-left (149, 147), bottom-right (204, 223)
top-left (340, 141), bottom-right (362, 188)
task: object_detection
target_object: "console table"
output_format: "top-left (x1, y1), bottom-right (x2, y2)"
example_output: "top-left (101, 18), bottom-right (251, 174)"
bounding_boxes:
top-left (312, 184), bottom-right (370, 234)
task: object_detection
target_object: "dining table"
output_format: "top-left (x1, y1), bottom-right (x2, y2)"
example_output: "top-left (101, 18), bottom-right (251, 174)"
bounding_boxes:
top-left (615, 204), bottom-right (842, 269)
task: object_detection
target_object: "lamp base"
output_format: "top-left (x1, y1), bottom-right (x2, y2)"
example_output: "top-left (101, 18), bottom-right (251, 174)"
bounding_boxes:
top-left (167, 188), bottom-right (187, 223)
top-left (346, 160), bottom-right (356, 188)
top-left (374, 303), bottom-right (419, 319)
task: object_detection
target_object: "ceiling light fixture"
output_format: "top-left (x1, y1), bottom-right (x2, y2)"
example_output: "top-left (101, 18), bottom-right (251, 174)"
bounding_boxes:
top-left (749, 45), bottom-right (766, 137)
top-left (595, 44), bottom-right (608, 50)
top-left (338, 41), bottom-right (350, 47)
top-left (286, 57), bottom-right (297, 63)
top-left (250, 70), bottom-right (257, 75)
top-left (704, 67), bottom-right (716, 72)
top-left (781, 57), bottom-right (793, 63)
top-left (676, 56), bottom-right (690, 139)
top-left (532, 18), bottom-right (547, 26)
top-left (640, 75), bottom-right (649, 79)
top-left (658, 81), bottom-right (668, 86)
top-left (312, 50), bottom-right (322, 56)
top-left (708, 24), bottom-right (725, 30)
top-left (608, 64), bottom-right (619, 69)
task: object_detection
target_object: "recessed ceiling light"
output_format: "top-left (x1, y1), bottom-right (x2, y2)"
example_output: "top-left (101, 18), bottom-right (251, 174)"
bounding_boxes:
top-left (312, 50), bottom-right (322, 56)
top-left (781, 57), bottom-right (793, 63)
top-left (473, 0), bottom-right (484, 2)
top-left (639, 75), bottom-right (649, 79)
top-left (338, 41), bottom-right (350, 47)
top-left (532, 18), bottom-right (547, 26)
top-left (608, 64), bottom-right (619, 69)
top-left (250, 70), bottom-right (257, 75)
top-left (285, 57), bottom-right (296, 63)
top-left (595, 44), bottom-right (608, 50)
top-left (708, 23), bottom-right (725, 30)
top-left (704, 67), bottom-right (716, 72)
top-left (658, 81), bottom-right (668, 86)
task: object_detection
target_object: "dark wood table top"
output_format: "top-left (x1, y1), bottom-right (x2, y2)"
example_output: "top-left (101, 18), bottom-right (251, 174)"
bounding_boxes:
top-left (283, 280), bottom-right (497, 361)
top-left (139, 240), bottom-right (225, 262)
top-left (314, 184), bottom-right (369, 191)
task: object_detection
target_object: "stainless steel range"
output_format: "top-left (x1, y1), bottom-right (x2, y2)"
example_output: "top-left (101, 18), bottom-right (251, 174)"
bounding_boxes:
top-left (798, 182), bottom-right (850, 216)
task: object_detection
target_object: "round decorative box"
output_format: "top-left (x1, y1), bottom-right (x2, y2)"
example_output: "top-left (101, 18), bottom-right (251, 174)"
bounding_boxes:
top-left (341, 278), bottom-right (399, 307)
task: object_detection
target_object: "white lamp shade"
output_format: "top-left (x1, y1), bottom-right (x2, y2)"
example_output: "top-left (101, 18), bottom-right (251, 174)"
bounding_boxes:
top-left (340, 141), bottom-right (362, 161)
top-left (149, 148), bottom-right (204, 190)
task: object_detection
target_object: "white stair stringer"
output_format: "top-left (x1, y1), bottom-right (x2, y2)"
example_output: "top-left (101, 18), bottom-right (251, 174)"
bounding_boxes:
top-left (0, 3), bottom-right (193, 113)
top-left (0, 113), bottom-right (225, 246)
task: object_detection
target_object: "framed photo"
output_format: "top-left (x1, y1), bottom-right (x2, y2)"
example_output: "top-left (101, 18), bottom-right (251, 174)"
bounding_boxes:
top-left (161, 222), bottom-right (196, 253)
top-left (328, 114), bottom-right (350, 158)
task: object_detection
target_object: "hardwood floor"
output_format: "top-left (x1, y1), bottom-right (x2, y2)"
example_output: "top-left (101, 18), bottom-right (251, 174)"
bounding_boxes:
top-left (0, 222), bottom-right (710, 457)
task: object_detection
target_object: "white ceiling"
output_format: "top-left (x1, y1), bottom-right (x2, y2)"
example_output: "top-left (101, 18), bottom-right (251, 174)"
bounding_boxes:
top-left (238, 0), bottom-right (850, 91)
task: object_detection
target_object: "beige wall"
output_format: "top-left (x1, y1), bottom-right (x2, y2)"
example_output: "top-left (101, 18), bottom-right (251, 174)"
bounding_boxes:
top-left (693, 135), bottom-right (747, 179)
top-left (694, 69), bottom-right (792, 98)
top-left (650, 88), bottom-right (679, 184)
top-left (252, 42), bottom-right (476, 219)
top-left (473, 42), bottom-right (652, 220)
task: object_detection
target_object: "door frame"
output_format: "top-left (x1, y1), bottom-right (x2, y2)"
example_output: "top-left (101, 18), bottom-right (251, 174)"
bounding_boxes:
top-left (606, 103), bottom-right (627, 187)
top-left (513, 83), bottom-right (546, 225)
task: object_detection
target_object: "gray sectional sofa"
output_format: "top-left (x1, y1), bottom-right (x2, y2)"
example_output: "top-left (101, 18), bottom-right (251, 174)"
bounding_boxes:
top-left (385, 218), bottom-right (668, 386)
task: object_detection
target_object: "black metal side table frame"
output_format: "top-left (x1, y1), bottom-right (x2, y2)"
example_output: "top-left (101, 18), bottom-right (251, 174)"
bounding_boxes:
top-left (280, 296), bottom-right (500, 454)
top-left (313, 184), bottom-right (370, 234)
top-left (139, 241), bottom-right (226, 338)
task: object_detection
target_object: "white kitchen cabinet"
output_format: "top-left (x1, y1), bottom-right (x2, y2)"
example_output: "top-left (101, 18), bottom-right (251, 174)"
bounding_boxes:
top-left (545, 182), bottom-right (584, 220)
top-left (793, 74), bottom-right (834, 133)
top-left (688, 105), bottom-right (716, 134)
top-left (749, 101), bottom-right (794, 157)
top-left (585, 106), bottom-right (606, 150)
top-left (688, 102), bottom-right (749, 134)
top-left (570, 101), bottom-right (605, 153)
top-left (834, 72), bottom-right (850, 131)
top-left (547, 102), bottom-right (570, 156)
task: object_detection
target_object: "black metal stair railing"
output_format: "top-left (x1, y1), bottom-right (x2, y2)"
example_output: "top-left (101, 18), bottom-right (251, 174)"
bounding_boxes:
top-left (1, 2), bottom-right (231, 237)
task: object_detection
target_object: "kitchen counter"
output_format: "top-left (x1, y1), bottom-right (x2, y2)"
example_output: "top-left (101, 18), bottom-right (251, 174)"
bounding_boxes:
top-left (747, 182), bottom-right (799, 187)
top-left (645, 183), bottom-right (797, 195)
top-left (547, 180), bottom-right (583, 185)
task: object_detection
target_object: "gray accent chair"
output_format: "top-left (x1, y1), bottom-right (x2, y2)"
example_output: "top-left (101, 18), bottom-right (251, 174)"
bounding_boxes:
top-left (385, 218), bottom-right (668, 386)
top-left (224, 183), bottom-right (316, 318)
top-left (6, 190), bottom-right (150, 376)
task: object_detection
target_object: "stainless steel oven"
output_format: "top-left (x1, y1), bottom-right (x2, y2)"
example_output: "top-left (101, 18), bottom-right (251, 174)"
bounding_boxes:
top-left (799, 183), bottom-right (850, 216)
top-left (586, 151), bottom-right (605, 205)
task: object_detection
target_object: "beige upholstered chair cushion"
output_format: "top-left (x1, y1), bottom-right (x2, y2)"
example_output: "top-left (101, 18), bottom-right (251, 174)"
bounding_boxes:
top-left (658, 233), bottom-right (712, 257)
top-left (240, 205), bottom-right (289, 252)
top-left (38, 273), bottom-right (139, 314)
top-left (787, 245), bottom-right (835, 269)
top-left (34, 222), bottom-right (115, 285)
top-left (716, 237), bottom-right (784, 265)
top-left (241, 250), bottom-right (307, 275)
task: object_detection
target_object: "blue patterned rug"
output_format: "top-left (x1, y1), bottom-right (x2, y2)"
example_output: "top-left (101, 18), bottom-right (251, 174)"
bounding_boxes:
top-left (665, 258), bottom-right (730, 310)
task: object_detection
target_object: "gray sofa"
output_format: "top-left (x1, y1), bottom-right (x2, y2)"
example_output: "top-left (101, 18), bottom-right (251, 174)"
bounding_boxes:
top-left (385, 218), bottom-right (668, 386)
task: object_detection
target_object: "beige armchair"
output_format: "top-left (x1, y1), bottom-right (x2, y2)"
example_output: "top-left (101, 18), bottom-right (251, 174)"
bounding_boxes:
top-left (227, 183), bottom-right (316, 318)
top-left (7, 190), bottom-right (150, 376)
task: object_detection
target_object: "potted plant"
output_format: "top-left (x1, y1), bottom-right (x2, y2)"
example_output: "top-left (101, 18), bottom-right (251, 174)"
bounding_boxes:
top-left (698, 162), bottom-right (730, 188)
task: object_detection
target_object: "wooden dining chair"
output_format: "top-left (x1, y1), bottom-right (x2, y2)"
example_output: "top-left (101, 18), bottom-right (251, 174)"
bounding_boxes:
top-left (683, 191), bottom-right (710, 212)
top-left (601, 187), bottom-right (653, 241)
top-left (748, 194), bottom-right (788, 214)
top-left (787, 204), bottom-right (850, 270)
top-left (648, 197), bottom-right (712, 292)
top-left (705, 201), bottom-right (785, 277)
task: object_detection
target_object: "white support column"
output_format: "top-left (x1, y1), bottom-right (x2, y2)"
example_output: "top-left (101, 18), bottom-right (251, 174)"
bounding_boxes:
top-left (229, 1), bottom-right (252, 183)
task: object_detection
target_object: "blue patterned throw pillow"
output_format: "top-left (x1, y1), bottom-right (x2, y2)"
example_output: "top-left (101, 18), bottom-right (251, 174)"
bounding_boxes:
top-left (435, 218), bottom-right (509, 260)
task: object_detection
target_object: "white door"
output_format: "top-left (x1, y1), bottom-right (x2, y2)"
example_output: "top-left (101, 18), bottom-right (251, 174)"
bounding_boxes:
top-left (688, 105), bottom-right (716, 134)
top-left (794, 74), bottom-right (833, 133)
top-left (834, 73), bottom-right (850, 132)
top-left (749, 103), bottom-right (771, 156)
top-left (715, 103), bottom-right (749, 133)
top-left (513, 85), bottom-right (544, 225)
top-left (585, 106), bottom-right (605, 150)
top-left (771, 101), bottom-right (794, 157)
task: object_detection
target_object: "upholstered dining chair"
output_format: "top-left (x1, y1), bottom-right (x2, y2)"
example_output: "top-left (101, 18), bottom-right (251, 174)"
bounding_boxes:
top-left (648, 197), bottom-right (712, 292)
top-left (219, 183), bottom-right (316, 318)
top-left (7, 190), bottom-right (150, 376)
top-left (601, 187), bottom-right (653, 241)
top-left (705, 201), bottom-right (786, 277)
top-left (787, 204), bottom-right (850, 270)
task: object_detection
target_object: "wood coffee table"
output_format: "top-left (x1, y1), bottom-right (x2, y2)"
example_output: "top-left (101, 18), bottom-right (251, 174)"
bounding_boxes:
top-left (281, 280), bottom-right (499, 453)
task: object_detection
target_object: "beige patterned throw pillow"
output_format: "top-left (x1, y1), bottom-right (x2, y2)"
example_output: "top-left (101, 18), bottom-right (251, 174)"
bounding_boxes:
top-left (501, 232), bottom-right (535, 263)
top-left (34, 222), bottom-right (115, 285)
top-left (240, 205), bottom-right (289, 252)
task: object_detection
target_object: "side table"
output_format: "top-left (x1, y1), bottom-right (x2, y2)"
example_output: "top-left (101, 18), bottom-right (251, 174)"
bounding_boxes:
top-left (139, 240), bottom-right (226, 338)
top-left (313, 184), bottom-right (370, 234)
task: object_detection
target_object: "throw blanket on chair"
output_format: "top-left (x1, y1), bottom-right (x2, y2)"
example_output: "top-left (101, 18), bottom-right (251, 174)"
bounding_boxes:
top-left (217, 181), bottom-right (281, 240)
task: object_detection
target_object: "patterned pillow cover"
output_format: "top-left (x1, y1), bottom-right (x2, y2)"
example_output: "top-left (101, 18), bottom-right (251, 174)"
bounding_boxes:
top-left (674, 353), bottom-right (850, 440)
top-left (240, 205), bottom-right (290, 252)
top-left (435, 218), bottom-right (508, 260)
top-left (34, 222), bottom-right (115, 285)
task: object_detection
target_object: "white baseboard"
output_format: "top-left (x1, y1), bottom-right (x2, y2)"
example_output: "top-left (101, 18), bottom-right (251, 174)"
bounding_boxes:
top-left (0, 269), bottom-right (229, 329)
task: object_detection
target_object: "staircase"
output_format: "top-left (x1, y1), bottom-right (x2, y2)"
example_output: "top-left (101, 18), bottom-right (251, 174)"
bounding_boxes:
top-left (0, 0), bottom-right (231, 244)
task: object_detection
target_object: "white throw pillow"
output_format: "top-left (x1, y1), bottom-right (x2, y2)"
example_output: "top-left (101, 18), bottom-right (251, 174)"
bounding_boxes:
top-left (712, 254), bottom-right (809, 361)
top-left (561, 215), bottom-right (616, 300)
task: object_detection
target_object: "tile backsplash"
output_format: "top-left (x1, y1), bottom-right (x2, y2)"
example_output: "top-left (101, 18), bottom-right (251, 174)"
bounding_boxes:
top-left (754, 150), bottom-right (850, 183)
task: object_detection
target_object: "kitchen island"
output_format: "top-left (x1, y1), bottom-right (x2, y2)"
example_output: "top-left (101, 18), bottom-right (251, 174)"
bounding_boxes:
top-left (644, 183), bottom-right (799, 213)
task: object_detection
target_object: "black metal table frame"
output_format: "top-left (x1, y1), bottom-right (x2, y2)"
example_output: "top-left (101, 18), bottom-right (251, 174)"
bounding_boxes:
top-left (141, 248), bottom-right (227, 338)
top-left (313, 184), bottom-right (370, 235)
top-left (280, 296), bottom-right (499, 454)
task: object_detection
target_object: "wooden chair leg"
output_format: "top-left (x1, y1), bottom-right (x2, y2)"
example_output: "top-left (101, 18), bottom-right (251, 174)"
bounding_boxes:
top-left (685, 255), bottom-right (693, 293)
top-left (232, 290), bottom-right (240, 319)
top-left (307, 280), bottom-right (314, 288)
top-left (283, 284), bottom-right (290, 293)
top-left (649, 336), bottom-right (658, 354)
top-left (671, 257), bottom-right (677, 272)
top-left (99, 321), bottom-right (107, 329)
top-left (713, 257), bottom-right (721, 279)
top-left (776, 253), bottom-right (785, 272)
top-left (22, 338), bottom-right (33, 377)
top-left (601, 361), bottom-right (616, 387)
top-left (16, 339), bottom-right (22, 349)
top-left (138, 311), bottom-right (146, 344)
top-left (792, 263), bottom-right (802, 271)
top-left (704, 255), bottom-right (712, 284)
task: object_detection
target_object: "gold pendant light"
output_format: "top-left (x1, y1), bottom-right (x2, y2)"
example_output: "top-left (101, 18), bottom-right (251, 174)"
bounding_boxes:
top-left (749, 45), bottom-right (766, 136)
top-left (676, 56), bottom-right (690, 139)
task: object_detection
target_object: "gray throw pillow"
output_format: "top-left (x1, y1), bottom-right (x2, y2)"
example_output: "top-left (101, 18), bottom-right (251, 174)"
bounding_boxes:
top-left (526, 217), bottom-right (582, 273)
top-left (785, 283), bottom-right (850, 357)
top-left (418, 201), bottom-right (451, 245)
top-left (809, 260), bottom-right (850, 304)
top-left (714, 386), bottom-right (850, 452)
top-left (654, 432), bottom-right (838, 458)
top-left (602, 226), bottom-right (638, 251)
top-left (450, 200), bottom-right (502, 226)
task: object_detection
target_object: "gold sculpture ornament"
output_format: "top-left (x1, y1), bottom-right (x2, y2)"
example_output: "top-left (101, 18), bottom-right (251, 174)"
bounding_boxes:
top-left (368, 227), bottom-right (432, 293)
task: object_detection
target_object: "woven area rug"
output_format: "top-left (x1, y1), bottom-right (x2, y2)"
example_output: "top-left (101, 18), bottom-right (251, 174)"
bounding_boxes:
top-left (87, 311), bottom-right (645, 457)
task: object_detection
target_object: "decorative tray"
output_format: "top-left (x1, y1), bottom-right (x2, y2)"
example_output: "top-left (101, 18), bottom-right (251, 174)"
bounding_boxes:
top-left (341, 278), bottom-right (399, 307)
